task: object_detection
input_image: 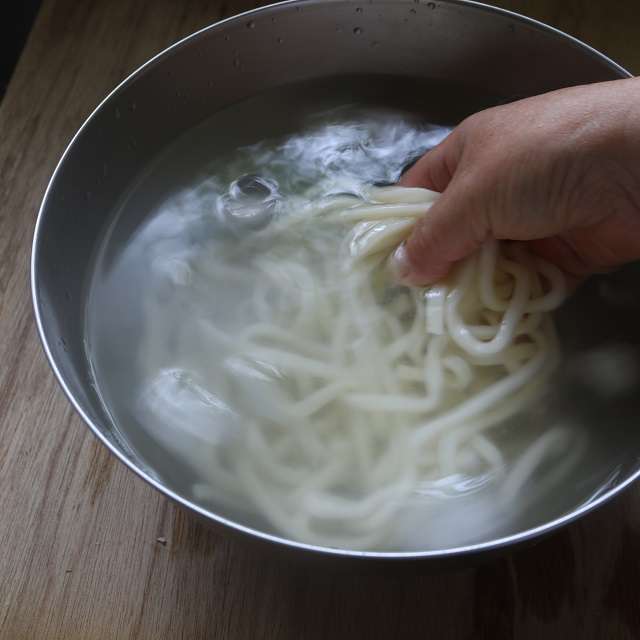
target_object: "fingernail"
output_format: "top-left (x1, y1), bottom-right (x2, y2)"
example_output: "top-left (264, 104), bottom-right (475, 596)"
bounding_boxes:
top-left (389, 243), bottom-right (411, 283)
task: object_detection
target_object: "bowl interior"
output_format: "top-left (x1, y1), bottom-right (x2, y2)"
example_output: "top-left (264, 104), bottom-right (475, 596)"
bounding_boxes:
top-left (33, 0), bottom-right (637, 558)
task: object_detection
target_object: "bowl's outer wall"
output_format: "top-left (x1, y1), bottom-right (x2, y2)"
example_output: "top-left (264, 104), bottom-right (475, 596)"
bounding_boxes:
top-left (32, 0), bottom-right (631, 560)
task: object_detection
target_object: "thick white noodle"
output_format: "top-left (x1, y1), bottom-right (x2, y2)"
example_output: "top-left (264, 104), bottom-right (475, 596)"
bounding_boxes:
top-left (139, 185), bottom-right (577, 550)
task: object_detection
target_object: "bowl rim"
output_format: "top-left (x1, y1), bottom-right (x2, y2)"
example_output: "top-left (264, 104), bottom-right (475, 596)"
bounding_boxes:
top-left (32, 0), bottom-right (634, 560)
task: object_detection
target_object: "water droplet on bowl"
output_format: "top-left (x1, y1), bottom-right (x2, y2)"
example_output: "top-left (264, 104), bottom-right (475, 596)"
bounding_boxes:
top-left (353, 27), bottom-right (362, 35)
top-left (427, 1), bottom-right (436, 8)
top-left (356, 6), bottom-right (363, 12)
top-left (276, 36), bottom-right (284, 44)
top-left (247, 20), bottom-right (255, 29)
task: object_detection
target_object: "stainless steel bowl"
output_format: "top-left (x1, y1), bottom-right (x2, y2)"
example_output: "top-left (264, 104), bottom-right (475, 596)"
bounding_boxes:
top-left (32, 0), bottom-right (637, 561)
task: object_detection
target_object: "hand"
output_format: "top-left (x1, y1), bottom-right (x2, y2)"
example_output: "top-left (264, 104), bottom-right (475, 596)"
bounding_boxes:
top-left (393, 77), bottom-right (640, 285)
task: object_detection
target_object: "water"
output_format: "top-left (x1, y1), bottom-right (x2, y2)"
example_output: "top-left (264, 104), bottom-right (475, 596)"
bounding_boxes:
top-left (86, 76), bottom-right (640, 551)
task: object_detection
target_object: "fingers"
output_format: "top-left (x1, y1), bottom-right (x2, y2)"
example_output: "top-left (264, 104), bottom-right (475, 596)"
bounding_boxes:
top-left (528, 237), bottom-right (588, 290)
top-left (528, 237), bottom-right (592, 279)
top-left (530, 212), bottom-right (640, 281)
top-left (390, 175), bottom-right (489, 285)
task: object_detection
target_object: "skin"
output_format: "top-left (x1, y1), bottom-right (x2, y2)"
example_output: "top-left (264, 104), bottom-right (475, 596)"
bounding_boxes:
top-left (392, 77), bottom-right (640, 285)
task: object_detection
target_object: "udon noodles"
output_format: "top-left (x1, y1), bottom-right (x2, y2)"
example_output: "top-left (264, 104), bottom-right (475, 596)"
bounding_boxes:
top-left (137, 182), bottom-right (579, 550)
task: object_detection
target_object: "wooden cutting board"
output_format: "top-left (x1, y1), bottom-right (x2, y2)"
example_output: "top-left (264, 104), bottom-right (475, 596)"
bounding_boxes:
top-left (1, 0), bottom-right (639, 637)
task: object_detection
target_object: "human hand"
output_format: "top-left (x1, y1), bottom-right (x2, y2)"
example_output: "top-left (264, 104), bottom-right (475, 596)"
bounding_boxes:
top-left (393, 77), bottom-right (640, 285)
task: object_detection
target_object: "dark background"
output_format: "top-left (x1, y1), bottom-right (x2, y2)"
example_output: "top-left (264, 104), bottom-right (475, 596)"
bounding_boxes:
top-left (1, 0), bottom-right (42, 99)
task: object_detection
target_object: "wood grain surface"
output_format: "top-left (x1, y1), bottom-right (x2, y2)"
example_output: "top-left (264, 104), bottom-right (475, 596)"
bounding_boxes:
top-left (1, 0), bottom-right (639, 638)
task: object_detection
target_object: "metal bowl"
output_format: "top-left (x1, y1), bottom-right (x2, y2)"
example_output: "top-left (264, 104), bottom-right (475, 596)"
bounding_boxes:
top-left (32, 0), bottom-right (637, 562)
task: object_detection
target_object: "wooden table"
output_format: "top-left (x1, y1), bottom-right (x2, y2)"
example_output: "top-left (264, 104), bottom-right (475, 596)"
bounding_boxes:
top-left (1, 1), bottom-right (639, 637)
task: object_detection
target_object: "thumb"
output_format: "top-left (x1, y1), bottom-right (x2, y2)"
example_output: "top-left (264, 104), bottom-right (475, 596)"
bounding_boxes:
top-left (391, 175), bottom-right (489, 285)
top-left (393, 130), bottom-right (486, 285)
